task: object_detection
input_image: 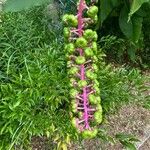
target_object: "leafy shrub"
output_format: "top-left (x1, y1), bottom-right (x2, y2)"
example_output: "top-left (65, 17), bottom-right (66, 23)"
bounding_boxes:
top-left (97, 0), bottom-right (150, 65)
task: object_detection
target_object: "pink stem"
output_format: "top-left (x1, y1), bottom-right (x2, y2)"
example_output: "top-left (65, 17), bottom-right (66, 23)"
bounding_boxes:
top-left (77, 0), bottom-right (90, 129)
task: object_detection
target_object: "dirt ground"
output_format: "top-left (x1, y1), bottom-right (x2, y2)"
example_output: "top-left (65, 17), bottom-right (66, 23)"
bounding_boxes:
top-left (31, 103), bottom-right (150, 150)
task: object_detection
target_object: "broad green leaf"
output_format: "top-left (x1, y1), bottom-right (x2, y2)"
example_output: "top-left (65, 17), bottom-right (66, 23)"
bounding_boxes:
top-left (3, 0), bottom-right (51, 12)
top-left (119, 5), bottom-right (143, 43)
top-left (100, 0), bottom-right (120, 24)
top-left (129, 0), bottom-right (150, 20)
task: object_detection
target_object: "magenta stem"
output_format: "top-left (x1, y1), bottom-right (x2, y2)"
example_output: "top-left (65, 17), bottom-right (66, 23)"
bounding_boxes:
top-left (77, 0), bottom-right (90, 129)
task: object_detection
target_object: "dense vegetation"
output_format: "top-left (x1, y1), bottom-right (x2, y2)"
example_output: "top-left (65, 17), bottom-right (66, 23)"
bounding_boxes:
top-left (0, 0), bottom-right (149, 149)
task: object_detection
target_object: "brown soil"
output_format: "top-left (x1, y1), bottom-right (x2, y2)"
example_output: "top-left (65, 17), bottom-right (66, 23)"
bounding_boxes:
top-left (31, 104), bottom-right (150, 150)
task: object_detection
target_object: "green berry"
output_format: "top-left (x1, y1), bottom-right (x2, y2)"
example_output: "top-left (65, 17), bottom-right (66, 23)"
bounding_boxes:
top-left (85, 48), bottom-right (94, 57)
top-left (71, 117), bottom-right (78, 128)
top-left (93, 56), bottom-right (98, 62)
top-left (94, 15), bottom-right (98, 23)
top-left (65, 43), bottom-right (75, 54)
top-left (89, 94), bottom-right (97, 104)
top-left (93, 79), bottom-right (99, 86)
top-left (83, 29), bottom-right (94, 40)
top-left (89, 94), bottom-right (101, 104)
top-left (78, 80), bottom-right (87, 88)
top-left (93, 31), bottom-right (98, 41)
top-left (76, 37), bottom-right (87, 48)
top-left (83, 29), bottom-right (98, 41)
top-left (63, 14), bottom-right (78, 27)
top-left (87, 6), bottom-right (98, 18)
top-left (82, 129), bottom-right (98, 139)
top-left (94, 111), bottom-right (102, 124)
top-left (70, 89), bottom-right (78, 98)
top-left (75, 56), bottom-right (86, 65)
top-left (91, 42), bottom-right (97, 53)
top-left (71, 101), bottom-right (77, 113)
top-left (93, 85), bottom-right (100, 94)
top-left (68, 67), bottom-right (78, 75)
top-left (78, 112), bottom-right (83, 118)
top-left (92, 64), bottom-right (98, 72)
top-left (86, 70), bottom-right (97, 80)
top-left (97, 104), bottom-right (102, 113)
top-left (69, 78), bottom-right (76, 87)
top-left (67, 61), bottom-right (72, 67)
top-left (63, 27), bottom-right (70, 38)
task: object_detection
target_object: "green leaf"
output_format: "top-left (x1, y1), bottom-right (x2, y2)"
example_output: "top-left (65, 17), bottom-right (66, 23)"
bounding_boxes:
top-left (116, 133), bottom-right (140, 142)
top-left (121, 141), bottom-right (137, 150)
top-left (129, 0), bottom-right (150, 20)
top-left (100, 0), bottom-right (120, 24)
top-left (3, 0), bottom-right (51, 12)
top-left (119, 5), bottom-right (143, 43)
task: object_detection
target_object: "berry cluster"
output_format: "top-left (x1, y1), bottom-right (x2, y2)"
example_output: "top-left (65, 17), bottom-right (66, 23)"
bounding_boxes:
top-left (63, 0), bottom-right (102, 138)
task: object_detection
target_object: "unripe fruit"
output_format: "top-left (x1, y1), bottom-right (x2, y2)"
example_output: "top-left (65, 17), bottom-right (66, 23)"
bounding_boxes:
top-left (76, 37), bottom-right (87, 48)
top-left (94, 111), bottom-right (102, 124)
top-left (85, 48), bottom-right (94, 57)
top-left (68, 67), bottom-right (78, 75)
top-left (83, 29), bottom-right (94, 40)
top-left (93, 79), bottom-right (99, 86)
top-left (65, 43), bottom-right (75, 54)
top-left (89, 94), bottom-right (101, 104)
top-left (86, 70), bottom-right (97, 80)
top-left (75, 56), bottom-right (86, 65)
top-left (82, 128), bottom-right (98, 139)
top-left (63, 27), bottom-right (70, 38)
top-left (87, 6), bottom-right (98, 18)
top-left (92, 64), bottom-right (98, 72)
top-left (71, 101), bottom-right (77, 113)
top-left (93, 31), bottom-right (98, 41)
top-left (71, 117), bottom-right (78, 128)
top-left (67, 60), bottom-right (72, 67)
top-left (63, 14), bottom-right (78, 27)
top-left (93, 56), bottom-right (98, 62)
top-left (97, 104), bottom-right (102, 113)
top-left (94, 15), bottom-right (98, 23)
top-left (83, 30), bottom-right (98, 41)
top-left (70, 89), bottom-right (78, 98)
top-left (91, 42), bottom-right (97, 53)
top-left (93, 85), bottom-right (100, 94)
top-left (78, 80), bottom-right (87, 88)
top-left (69, 78), bottom-right (76, 87)
top-left (78, 112), bottom-right (83, 118)
top-left (89, 94), bottom-right (97, 104)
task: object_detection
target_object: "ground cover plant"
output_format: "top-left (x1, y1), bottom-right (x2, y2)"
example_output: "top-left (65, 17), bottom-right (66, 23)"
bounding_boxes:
top-left (0, 0), bottom-right (149, 150)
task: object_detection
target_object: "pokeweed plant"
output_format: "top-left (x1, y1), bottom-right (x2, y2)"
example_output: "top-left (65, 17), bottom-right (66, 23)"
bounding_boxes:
top-left (63, 0), bottom-right (102, 138)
